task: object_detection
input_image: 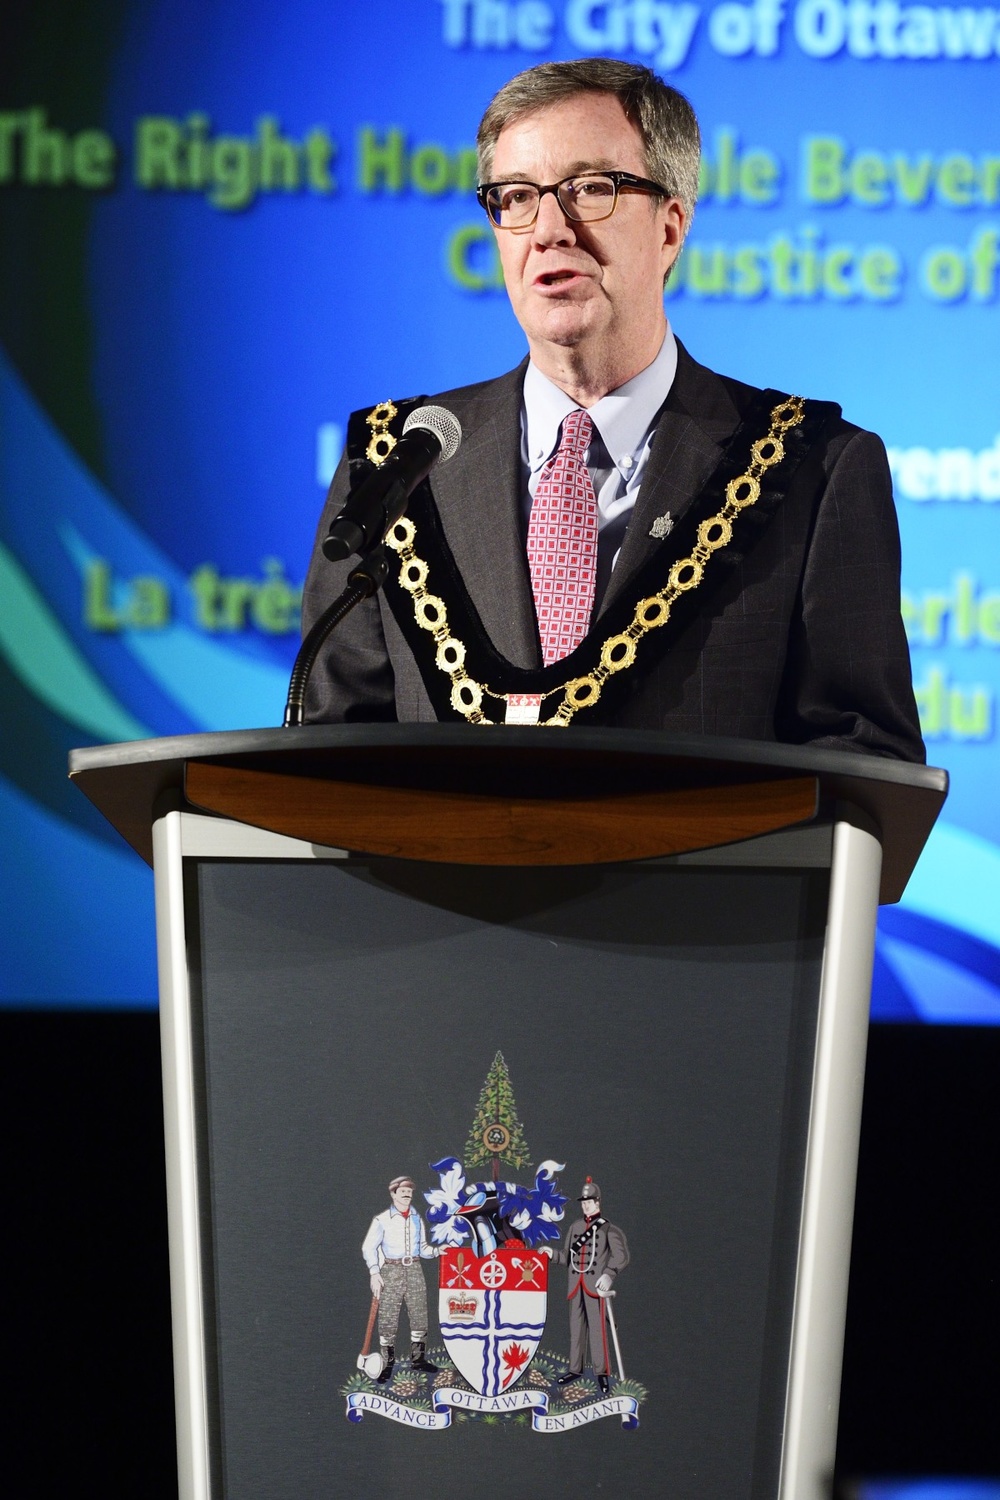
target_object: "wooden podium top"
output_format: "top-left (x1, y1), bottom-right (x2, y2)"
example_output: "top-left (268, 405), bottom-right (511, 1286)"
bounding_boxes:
top-left (69, 725), bottom-right (947, 904)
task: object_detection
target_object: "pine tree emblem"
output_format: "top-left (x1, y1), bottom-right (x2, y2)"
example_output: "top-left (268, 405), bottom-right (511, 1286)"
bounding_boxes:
top-left (463, 1051), bottom-right (532, 1181)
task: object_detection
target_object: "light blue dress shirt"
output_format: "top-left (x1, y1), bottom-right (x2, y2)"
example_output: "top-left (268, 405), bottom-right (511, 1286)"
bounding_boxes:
top-left (520, 324), bottom-right (679, 603)
top-left (362, 1206), bottom-right (436, 1269)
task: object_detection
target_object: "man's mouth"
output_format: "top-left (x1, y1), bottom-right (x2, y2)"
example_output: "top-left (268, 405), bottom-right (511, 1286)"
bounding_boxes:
top-left (534, 268), bottom-right (587, 289)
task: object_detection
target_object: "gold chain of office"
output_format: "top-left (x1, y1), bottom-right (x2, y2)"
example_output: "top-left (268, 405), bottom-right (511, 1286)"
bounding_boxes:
top-left (374, 394), bottom-right (806, 727)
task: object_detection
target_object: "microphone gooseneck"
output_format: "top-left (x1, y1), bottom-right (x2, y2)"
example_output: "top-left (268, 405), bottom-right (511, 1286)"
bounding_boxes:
top-left (283, 406), bottom-right (462, 727)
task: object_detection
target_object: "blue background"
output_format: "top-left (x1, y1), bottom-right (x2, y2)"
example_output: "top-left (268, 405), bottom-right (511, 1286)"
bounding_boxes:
top-left (2, 0), bottom-right (999, 1014)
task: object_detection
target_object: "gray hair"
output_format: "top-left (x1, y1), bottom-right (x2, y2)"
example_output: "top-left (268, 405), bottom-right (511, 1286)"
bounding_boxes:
top-left (476, 58), bottom-right (701, 228)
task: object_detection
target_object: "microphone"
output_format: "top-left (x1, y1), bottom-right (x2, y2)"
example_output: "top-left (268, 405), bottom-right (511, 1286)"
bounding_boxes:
top-left (322, 405), bottom-right (462, 561)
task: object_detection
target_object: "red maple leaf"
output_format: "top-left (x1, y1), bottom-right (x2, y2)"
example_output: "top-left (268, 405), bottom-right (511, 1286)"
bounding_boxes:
top-left (500, 1343), bottom-right (530, 1387)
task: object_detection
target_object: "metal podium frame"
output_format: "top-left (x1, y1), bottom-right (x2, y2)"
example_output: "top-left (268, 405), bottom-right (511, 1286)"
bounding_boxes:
top-left (70, 725), bottom-right (947, 1500)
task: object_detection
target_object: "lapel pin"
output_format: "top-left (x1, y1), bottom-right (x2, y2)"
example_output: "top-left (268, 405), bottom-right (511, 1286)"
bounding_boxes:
top-left (649, 512), bottom-right (674, 540)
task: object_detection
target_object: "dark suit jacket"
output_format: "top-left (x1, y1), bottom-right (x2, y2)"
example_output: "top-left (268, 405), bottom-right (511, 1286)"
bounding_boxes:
top-left (302, 342), bottom-right (924, 761)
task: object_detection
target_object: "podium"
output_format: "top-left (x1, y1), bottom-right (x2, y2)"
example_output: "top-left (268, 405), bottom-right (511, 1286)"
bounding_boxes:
top-left (70, 726), bottom-right (946, 1500)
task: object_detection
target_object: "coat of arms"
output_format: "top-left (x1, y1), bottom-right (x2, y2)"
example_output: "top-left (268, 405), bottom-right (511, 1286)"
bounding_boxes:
top-left (344, 1052), bottom-right (646, 1433)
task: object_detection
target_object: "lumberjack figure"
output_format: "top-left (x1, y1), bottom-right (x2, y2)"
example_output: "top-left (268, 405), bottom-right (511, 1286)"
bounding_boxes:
top-left (544, 1176), bottom-right (629, 1394)
top-left (362, 1175), bottom-right (441, 1384)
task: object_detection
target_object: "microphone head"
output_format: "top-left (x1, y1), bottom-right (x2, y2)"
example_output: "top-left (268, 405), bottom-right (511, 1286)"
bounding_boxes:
top-left (402, 404), bottom-right (462, 463)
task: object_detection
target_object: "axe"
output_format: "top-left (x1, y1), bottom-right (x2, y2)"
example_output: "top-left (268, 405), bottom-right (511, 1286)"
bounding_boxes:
top-left (357, 1294), bottom-right (384, 1379)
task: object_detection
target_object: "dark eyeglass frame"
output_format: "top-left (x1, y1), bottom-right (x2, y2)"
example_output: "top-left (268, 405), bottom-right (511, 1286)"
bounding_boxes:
top-left (476, 170), bottom-right (671, 230)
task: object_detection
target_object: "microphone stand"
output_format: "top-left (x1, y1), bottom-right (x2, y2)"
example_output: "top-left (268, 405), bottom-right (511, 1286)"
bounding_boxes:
top-left (282, 546), bottom-right (389, 728)
top-left (283, 412), bottom-right (458, 728)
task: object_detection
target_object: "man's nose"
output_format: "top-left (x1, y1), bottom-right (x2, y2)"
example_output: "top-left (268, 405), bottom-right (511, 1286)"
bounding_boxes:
top-left (531, 189), bottom-right (577, 246)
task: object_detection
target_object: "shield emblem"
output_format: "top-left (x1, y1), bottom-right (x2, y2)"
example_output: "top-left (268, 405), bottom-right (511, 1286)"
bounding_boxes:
top-left (439, 1245), bottom-right (548, 1396)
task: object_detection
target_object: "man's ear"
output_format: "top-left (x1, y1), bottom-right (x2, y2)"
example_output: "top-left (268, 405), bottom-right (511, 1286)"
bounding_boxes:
top-left (660, 198), bottom-right (686, 278)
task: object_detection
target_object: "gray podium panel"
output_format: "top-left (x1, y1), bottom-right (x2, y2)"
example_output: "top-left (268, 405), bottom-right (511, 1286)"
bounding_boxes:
top-left (175, 833), bottom-right (832, 1500)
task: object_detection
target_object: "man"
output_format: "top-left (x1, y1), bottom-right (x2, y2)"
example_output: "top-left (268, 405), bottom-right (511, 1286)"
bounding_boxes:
top-left (361, 1175), bottom-right (441, 1384)
top-left (302, 59), bottom-right (923, 759)
top-left (543, 1177), bottom-right (629, 1394)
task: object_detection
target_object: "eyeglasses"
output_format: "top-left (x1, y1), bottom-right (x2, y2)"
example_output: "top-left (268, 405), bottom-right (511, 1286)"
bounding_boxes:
top-left (477, 170), bottom-right (670, 230)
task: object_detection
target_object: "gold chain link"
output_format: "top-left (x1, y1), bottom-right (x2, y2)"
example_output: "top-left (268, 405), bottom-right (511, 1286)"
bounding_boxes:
top-left (366, 399), bottom-right (398, 466)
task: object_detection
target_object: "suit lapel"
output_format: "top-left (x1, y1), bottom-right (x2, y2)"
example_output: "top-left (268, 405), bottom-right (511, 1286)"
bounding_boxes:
top-left (599, 343), bottom-right (745, 617)
top-left (428, 361), bottom-right (542, 671)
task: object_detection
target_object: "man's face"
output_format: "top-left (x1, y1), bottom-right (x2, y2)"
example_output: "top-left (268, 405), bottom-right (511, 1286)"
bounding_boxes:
top-left (582, 1197), bottom-right (600, 1219)
top-left (488, 92), bottom-right (685, 378)
top-left (391, 1182), bottom-right (414, 1211)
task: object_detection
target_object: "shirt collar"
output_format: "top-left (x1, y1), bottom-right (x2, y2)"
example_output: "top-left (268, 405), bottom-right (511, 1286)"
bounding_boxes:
top-left (522, 322), bottom-right (678, 480)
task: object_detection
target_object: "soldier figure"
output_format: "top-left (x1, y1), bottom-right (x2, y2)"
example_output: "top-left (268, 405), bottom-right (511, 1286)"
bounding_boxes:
top-left (544, 1177), bottom-right (629, 1394)
top-left (362, 1175), bottom-right (441, 1384)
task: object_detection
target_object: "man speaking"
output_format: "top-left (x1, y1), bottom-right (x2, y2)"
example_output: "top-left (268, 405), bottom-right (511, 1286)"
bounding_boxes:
top-left (302, 57), bottom-right (923, 759)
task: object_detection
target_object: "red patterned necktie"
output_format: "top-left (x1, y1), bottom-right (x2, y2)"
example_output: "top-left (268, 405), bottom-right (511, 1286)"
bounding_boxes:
top-left (526, 408), bottom-right (599, 666)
